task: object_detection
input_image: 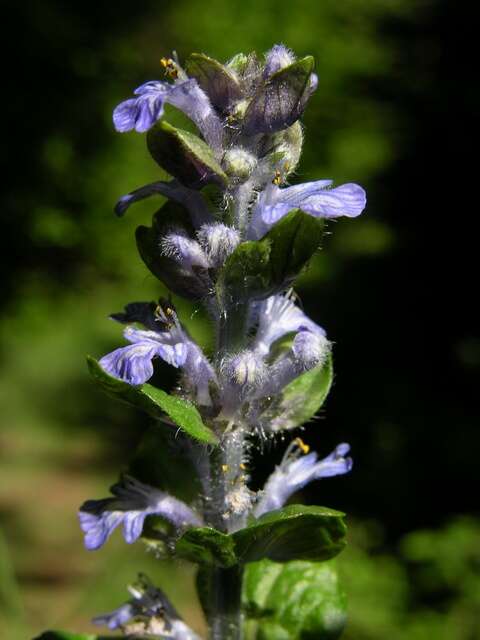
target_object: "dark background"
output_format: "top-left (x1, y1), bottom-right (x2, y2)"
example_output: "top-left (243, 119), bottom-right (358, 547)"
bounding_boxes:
top-left (1, 1), bottom-right (478, 638)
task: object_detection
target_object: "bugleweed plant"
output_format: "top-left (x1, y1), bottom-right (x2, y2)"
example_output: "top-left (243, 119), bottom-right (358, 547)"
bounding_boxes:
top-left (37, 45), bottom-right (366, 640)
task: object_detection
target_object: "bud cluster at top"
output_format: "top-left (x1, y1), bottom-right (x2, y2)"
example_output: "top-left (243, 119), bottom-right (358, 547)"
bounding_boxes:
top-left (101, 45), bottom-right (365, 431)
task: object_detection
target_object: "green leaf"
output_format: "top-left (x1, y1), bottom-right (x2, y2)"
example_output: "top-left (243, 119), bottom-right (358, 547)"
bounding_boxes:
top-left (243, 559), bottom-right (347, 640)
top-left (217, 239), bottom-right (273, 305)
top-left (86, 356), bottom-right (218, 445)
top-left (234, 505), bottom-right (346, 564)
top-left (217, 210), bottom-right (323, 306)
top-left (176, 527), bottom-right (237, 567)
top-left (185, 53), bottom-right (243, 111)
top-left (147, 120), bottom-right (227, 188)
top-left (175, 505), bottom-right (346, 567)
top-left (265, 354), bottom-right (334, 431)
top-left (265, 209), bottom-right (324, 286)
top-left (244, 56), bottom-right (315, 134)
top-left (136, 201), bottom-right (210, 299)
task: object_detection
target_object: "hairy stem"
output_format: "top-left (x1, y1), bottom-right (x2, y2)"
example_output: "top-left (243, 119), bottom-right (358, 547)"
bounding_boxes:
top-left (207, 566), bottom-right (244, 640)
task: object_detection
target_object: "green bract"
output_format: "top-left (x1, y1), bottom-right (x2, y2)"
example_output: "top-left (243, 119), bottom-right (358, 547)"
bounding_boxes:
top-left (217, 209), bottom-right (324, 305)
top-left (185, 53), bottom-right (243, 111)
top-left (263, 354), bottom-right (334, 431)
top-left (147, 120), bottom-right (228, 187)
top-left (176, 505), bottom-right (346, 567)
top-left (87, 357), bottom-right (218, 445)
top-left (244, 56), bottom-right (315, 134)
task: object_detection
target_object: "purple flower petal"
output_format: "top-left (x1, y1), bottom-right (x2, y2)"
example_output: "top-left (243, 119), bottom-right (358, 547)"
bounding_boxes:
top-left (167, 79), bottom-right (223, 151)
top-left (249, 180), bottom-right (366, 239)
top-left (113, 78), bottom-right (223, 151)
top-left (264, 44), bottom-right (295, 77)
top-left (93, 603), bottom-right (135, 630)
top-left (114, 179), bottom-right (212, 227)
top-left (78, 477), bottom-right (202, 550)
top-left (122, 511), bottom-right (148, 544)
top-left (254, 293), bottom-right (325, 356)
top-left (78, 505), bottom-right (124, 550)
top-left (300, 183), bottom-right (367, 219)
top-left (99, 342), bottom-right (160, 385)
top-left (254, 441), bottom-right (353, 517)
top-left (113, 99), bottom-right (139, 133)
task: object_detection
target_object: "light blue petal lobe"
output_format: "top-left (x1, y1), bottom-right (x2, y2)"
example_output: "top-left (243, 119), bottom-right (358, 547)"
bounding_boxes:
top-left (301, 183), bottom-right (366, 218)
top-left (113, 99), bottom-right (138, 132)
top-left (99, 343), bottom-right (159, 385)
top-left (122, 511), bottom-right (147, 543)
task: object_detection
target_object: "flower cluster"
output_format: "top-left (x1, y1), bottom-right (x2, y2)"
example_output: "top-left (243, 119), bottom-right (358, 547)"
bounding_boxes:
top-left (93, 573), bottom-right (201, 639)
top-left (76, 44), bottom-right (365, 638)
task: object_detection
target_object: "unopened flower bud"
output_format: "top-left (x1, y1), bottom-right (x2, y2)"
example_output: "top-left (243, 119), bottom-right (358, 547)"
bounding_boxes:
top-left (264, 44), bottom-right (295, 77)
top-left (222, 147), bottom-right (257, 182)
top-left (160, 228), bottom-right (209, 270)
top-left (292, 330), bottom-right (330, 370)
top-left (228, 350), bottom-right (266, 388)
top-left (197, 223), bottom-right (240, 268)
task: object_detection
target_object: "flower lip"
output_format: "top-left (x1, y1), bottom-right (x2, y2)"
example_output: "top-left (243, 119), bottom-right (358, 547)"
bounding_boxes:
top-left (78, 475), bottom-right (202, 550)
top-left (253, 291), bottom-right (325, 356)
top-left (253, 440), bottom-right (353, 518)
top-left (248, 180), bottom-right (366, 240)
top-left (113, 77), bottom-right (223, 151)
top-left (99, 312), bottom-right (216, 402)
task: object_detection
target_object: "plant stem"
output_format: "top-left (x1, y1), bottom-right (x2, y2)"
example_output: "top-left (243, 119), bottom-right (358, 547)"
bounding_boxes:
top-left (208, 566), bottom-right (244, 640)
top-left (217, 303), bottom-right (249, 354)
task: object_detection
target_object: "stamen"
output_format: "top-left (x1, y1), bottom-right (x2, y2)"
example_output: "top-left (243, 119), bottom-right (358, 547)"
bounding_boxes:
top-left (154, 297), bottom-right (178, 329)
top-left (281, 437), bottom-right (310, 464)
top-left (294, 437), bottom-right (310, 454)
top-left (272, 169), bottom-right (283, 186)
top-left (160, 57), bottom-right (178, 79)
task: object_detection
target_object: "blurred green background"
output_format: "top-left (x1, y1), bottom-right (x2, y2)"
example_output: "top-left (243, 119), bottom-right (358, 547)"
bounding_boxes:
top-left (1, 0), bottom-right (478, 638)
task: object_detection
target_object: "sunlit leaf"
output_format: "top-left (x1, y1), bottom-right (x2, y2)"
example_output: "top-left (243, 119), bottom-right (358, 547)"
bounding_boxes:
top-left (147, 120), bottom-right (227, 187)
top-left (175, 504), bottom-right (346, 566)
top-left (243, 559), bottom-right (346, 639)
top-left (87, 356), bottom-right (218, 445)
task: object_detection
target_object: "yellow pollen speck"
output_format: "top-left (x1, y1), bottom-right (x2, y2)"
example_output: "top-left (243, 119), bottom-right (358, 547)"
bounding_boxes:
top-left (272, 169), bottom-right (283, 186)
top-left (294, 437), bottom-right (310, 454)
top-left (239, 463), bottom-right (246, 470)
top-left (222, 464), bottom-right (229, 472)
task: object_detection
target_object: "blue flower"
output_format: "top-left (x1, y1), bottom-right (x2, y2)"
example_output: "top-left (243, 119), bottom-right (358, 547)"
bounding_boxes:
top-left (254, 440), bottom-right (353, 517)
top-left (100, 326), bottom-right (187, 386)
top-left (93, 574), bottom-right (201, 638)
top-left (249, 180), bottom-right (366, 239)
top-left (252, 329), bottom-right (330, 401)
top-left (78, 476), bottom-right (201, 550)
top-left (253, 292), bottom-right (326, 356)
top-left (114, 179), bottom-right (213, 227)
top-left (93, 602), bottom-right (135, 630)
top-left (113, 78), bottom-right (223, 151)
top-left (100, 305), bottom-right (216, 404)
